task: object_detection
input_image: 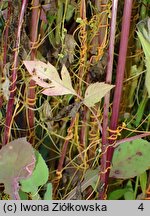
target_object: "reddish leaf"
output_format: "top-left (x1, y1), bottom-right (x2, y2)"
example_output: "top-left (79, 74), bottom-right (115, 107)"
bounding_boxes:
top-left (23, 61), bottom-right (77, 96)
top-left (0, 138), bottom-right (35, 199)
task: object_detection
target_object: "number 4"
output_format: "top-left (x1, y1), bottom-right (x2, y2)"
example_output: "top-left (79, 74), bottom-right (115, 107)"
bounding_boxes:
top-left (138, 203), bottom-right (144, 211)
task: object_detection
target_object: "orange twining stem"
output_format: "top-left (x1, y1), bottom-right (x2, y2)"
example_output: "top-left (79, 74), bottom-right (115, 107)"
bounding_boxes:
top-left (109, 122), bottom-right (150, 135)
top-left (145, 184), bottom-right (150, 200)
top-left (9, 86), bottom-right (17, 93)
top-left (100, 142), bottom-right (116, 157)
top-left (103, 185), bottom-right (108, 200)
top-left (107, 134), bottom-right (118, 141)
top-left (107, 122), bottom-right (126, 140)
top-left (100, 4), bottom-right (109, 8)
top-left (10, 76), bottom-right (17, 85)
top-left (26, 98), bottom-right (36, 106)
top-left (10, 65), bottom-right (19, 71)
top-left (30, 34), bottom-right (41, 49)
top-left (28, 84), bottom-right (37, 89)
top-left (9, 72), bottom-right (17, 93)
top-left (1, 77), bottom-right (5, 82)
top-left (12, 46), bottom-right (22, 52)
top-left (29, 4), bottom-right (41, 10)
top-left (98, 23), bottom-right (109, 28)
top-left (100, 166), bottom-right (111, 174)
top-left (53, 170), bottom-right (63, 183)
top-left (123, 126), bottom-right (150, 134)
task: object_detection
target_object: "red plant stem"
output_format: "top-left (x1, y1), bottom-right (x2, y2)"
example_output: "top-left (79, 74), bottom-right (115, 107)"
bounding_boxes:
top-left (53, 117), bottom-right (76, 198)
top-left (99, 0), bottom-right (133, 199)
top-left (0, 96), bottom-right (3, 108)
top-left (30, 0), bottom-right (40, 59)
top-left (78, 0), bottom-right (87, 148)
top-left (0, 2), bottom-right (11, 110)
top-left (80, 74), bottom-right (90, 148)
top-left (96, 0), bottom-right (109, 46)
top-left (109, 0), bottom-right (133, 132)
top-left (115, 132), bottom-right (150, 148)
top-left (3, 2), bottom-right (11, 66)
top-left (2, 0), bottom-right (28, 145)
top-left (100, 0), bottom-right (118, 199)
top-left (57, 117), bottom-right (76, 173)
top-left (102, 0), bottom-right (118, 150)
top-left (27, 0), bottom-right (40, 143)
top-left (80, 106), bottom-right (88, 147)
top-left (80, 0), bottom-right (86, 19)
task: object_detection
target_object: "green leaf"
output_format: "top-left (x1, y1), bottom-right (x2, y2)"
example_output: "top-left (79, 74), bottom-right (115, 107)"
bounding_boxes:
top-left (44, 183), bottom-right (52, 200)
top-left (124, 180), bottom-right (134, 200)
top-left (108, 181), bottom-right (134, 200)
top-left (20, 150), bottom-right (49, 195)
top-left (66, 4), bottom-right (75, 22)
top-left (139, 172), bottom-right (147, 194)
top-left (134, 96), bottom-right (148, 127)
top-left (76, 18), bottom-right (83, 23)
top-left (110, 139), bottom-right (150, 179)
top-left (83, 168), bottom-right (99, 190)
top-left (19, 190), bottom-right (28, 200)
top-left (66, 168), bottom-right (99, 199)
top-left (137, 18), bottom-right (150, 97)
top-left (64, 34), bottom-right (76, 63)
top-left (83, 82), bottom-right (114, 107)
top-left (128, 65), bottom-right (140, 107)
top-left (0, 138), bottom-right (35, 200)
top-left (108, 189), bottom-right (127, 200)
top-left (0, 111), bottom-right (2, 120)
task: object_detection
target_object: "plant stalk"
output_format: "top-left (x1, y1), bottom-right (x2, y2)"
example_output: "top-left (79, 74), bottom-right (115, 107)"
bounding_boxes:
top-left (27, 0), bottom-right (40, 144)
top-left (3, 0), bottom-right (28, 145)
top-left (0, 1), bottom-right (11, 110)
top-left (99, 0), bottom-right (133, 199)
top-left (100, 0), bottom-right (118, 199)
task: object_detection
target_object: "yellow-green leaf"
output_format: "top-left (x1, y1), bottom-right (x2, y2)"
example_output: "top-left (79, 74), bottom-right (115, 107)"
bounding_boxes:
top-left (83, 82), bottom-right (114, 107)
top-left (137, 18), bottom-right (150, 97)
